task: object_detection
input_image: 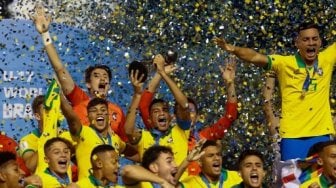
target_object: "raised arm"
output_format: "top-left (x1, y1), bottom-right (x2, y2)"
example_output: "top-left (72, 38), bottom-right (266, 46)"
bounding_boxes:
top-left (153, 54), bottom-right (188, 110)
top-left (21, 147), bottom-right (38, 173)
top-left (139, 64), bottom-right (177, 129)
top-left (263, 71), bottom-right (279, 136)
top-left (221, 57), bottom-right (237, 103)
top-left (147, 64), bottom-right (178, 93)
top-left (199, 59), bottom-right (238, 140)
top-left (175, 139), bottom-right (205, 181)
top-left (138, 72), bottom-right (162, 129)
top-left (31, 5), bottom-right (75, 95)
top-left (121, 165), bottom-right (175, 188)
top-left (213, 37), bottom-right (268, 67)
top-left (124, 70), bottom-right (144, 144)
top-left (60, 93), bottom-right (82, 136)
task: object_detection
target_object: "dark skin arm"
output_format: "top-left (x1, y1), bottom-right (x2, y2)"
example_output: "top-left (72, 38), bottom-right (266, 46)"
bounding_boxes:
top-left (31, 5), bottom-right (75, 95)
top-left (213, 37), bottom-right (269, 67)
top-left (121, 165), bottom-right (175, 188)
top-left (124, 70), bottom-right (144, 144)
top-left (60, 93), bottom-right (82, 136)
top-left (21, 151), bottom-right (38, 173)
top-left (262, 72), bottom-right (279, 136)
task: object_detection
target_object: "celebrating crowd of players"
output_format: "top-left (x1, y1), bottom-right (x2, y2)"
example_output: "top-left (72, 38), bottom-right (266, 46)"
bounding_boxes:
top-left (1, 4), bottom-right (336, 188)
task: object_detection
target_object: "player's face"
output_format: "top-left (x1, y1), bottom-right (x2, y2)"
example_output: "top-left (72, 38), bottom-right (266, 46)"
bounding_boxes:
top-left (155, 152), bottom-right (178, 185)
top-left (296, 28), bottom-right (321, 64)
top-left (319, 145), bottom-right (336, 182)
top-left (86, 68), bottom-right (110, 99)
top-left (200, 145), bottom-right (222, 180)
top-left (0, 160), bottom-right (24, 188)
top-left (45, 141), bottom-right (71, 176)
top-left (88, 103), bottom-right (109, 132)
top-left (239, 155), bottom-right (265, 188)
top-left (149, 102), bottom-right (171, 132)
top-left (101, 151), bottom-right (119, 183)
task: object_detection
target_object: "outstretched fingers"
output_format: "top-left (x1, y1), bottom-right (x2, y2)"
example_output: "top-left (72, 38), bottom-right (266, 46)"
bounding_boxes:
top-left (130, 70), bottom-right (144, 94)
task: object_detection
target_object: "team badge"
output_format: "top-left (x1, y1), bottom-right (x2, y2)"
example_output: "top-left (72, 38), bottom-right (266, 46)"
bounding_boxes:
top-left (317, 68), bottom-right (323, 76)
top-left (167, 137), bottom-right (173, 143)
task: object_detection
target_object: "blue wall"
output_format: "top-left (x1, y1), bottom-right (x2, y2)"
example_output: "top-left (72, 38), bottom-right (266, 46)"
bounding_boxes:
top-left (0, 19), bottom-right (141, 141)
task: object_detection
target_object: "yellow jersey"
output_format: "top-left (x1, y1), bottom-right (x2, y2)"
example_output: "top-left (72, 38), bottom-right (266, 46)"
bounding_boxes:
top-left (180, 170), bottom-right (242, 188)
top-left (266, 43), bottom-right (336, 138)
top-left (74, 126), bottom-right (126, 180)
top-left (59, 131), bottom-right (77, 147)
top-left (20, 129), bottom-right (50, 174)
top-left (36, 168), bottom-right (72, 188)
top-left (19, 129), bottom-right (40, 157)
top-left (137, 124), bottom-right (189, 166)
top-left (300, 174), bottom-right (335, 188)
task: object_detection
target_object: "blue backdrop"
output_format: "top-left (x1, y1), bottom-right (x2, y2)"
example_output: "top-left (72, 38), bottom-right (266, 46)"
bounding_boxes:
top-left (0, 19), bottom-right (142, 141)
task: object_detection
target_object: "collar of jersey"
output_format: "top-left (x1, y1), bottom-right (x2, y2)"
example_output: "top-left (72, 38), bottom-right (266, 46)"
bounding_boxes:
top-left (150, 126), bottom-right (173, 139)
top-left (32, 128), bottom-right (42, 138)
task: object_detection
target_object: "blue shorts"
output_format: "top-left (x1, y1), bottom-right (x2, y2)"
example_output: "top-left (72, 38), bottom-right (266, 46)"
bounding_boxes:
top-left (280, 135), bottom-right (331, 160)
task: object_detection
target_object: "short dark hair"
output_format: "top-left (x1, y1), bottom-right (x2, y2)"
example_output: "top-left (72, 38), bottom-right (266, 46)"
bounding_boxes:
top-left (318, 140), bottom-right (336, 154)
top-left (44, 137), bottom-right (73, 155)
top-left (201, 140), bottom-right (219, 151)
top-left (32, 95), bottom-right (45, 114)
top-left (298, 22), bottom-right (320, 33)
top-left (307, 141), bottom-right (325, 157)
top-left (0, 151), bottom-right (16, 167)
top-left (141, 145), bottom-right (173, 170)
top-left (91, 144), bottom-right (115, 162)
top-left (237, 150), bottom-right (265, 169)
top-left (85, 65), bottom-right (112, 83)
top-left (87, 98), bottom-right (109, 113)
top-left (149, 98), bottom-right (168, 112)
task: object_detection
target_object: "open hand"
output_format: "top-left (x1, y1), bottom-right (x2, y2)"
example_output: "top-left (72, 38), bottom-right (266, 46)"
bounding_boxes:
top-left (153, 54), bottom-right (166, 73)
top-left (213, 37), bottom-right (235, 53)
top-left (31, 4), bottom-right (51, 34)
top-left (187, 139), bottom-right (206, 162)
top-left (130, 69), bottom-right (144, 95)
top-left (164, 64), bottom-right (178, 75)
top-left (220, 56), bottom-right (236, 84)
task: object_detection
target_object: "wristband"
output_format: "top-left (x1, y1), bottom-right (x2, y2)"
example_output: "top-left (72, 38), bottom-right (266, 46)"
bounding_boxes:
top-left (41, 32), bottom-right (52, 45)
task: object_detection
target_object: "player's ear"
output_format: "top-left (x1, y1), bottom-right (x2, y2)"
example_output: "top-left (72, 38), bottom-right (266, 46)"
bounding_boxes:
top-left (34, 113), bottom-right (41, 121)
top-left (317, 157), bottom-right (323, 166)
top-left (0, 171), bottom-right (7, 182)
top-left (96, 159), bottom-right (103, 168)
top-left (149, 163), bottom-right (159, 173)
